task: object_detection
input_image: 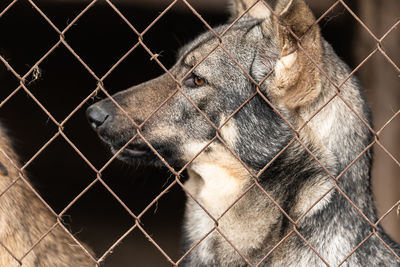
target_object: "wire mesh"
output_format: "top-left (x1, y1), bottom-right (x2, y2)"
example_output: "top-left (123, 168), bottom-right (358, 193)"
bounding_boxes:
top-left (0, 0), bottom-right (399, 266)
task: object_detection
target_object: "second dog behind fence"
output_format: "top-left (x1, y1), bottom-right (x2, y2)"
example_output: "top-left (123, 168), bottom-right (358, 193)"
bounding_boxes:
top-left (87, 0), bottom-right (400, 266)
top-left (0, 127), bottom-right (94, 266)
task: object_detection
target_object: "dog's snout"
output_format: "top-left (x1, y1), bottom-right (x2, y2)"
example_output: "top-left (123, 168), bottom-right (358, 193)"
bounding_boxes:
top-left (86, 105), bottom-right (111, 130)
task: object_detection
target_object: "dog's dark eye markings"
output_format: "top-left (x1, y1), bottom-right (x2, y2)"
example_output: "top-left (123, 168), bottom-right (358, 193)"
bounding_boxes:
top-left (184, 73), bottom-right (206, 88)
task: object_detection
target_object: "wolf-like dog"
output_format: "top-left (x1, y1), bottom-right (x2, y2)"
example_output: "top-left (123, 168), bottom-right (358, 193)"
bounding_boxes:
top-left (87, 0), bottom-right (400, 265)
top-left (0, 126), bottom-right (94, 266)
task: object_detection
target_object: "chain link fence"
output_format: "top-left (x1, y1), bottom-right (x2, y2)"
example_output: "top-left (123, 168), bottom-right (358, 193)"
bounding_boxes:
top-left (0, 0), bottom-right (399, 266)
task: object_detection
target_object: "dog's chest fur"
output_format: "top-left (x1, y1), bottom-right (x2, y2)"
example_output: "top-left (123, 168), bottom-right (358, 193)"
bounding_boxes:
top-left (181, 160), bottom-right (363, 266)
top-left (183, 164), bottom-right (281, 266)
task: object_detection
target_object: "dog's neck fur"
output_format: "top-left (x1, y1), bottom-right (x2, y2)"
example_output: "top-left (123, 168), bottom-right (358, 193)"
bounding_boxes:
top-left (182, 144), bottom-right (399, 266)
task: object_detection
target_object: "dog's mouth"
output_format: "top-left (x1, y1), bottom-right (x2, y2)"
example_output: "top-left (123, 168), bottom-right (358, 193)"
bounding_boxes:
top-left (111, 142), bottom-right (151, 159)
top-left (123, 143), bottom-right (150, 157)
top-left (106, 137), bottom-right (183, 167)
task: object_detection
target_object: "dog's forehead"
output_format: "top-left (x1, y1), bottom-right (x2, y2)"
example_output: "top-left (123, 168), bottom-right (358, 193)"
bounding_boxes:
top-left (178, 18), bottom-right (266, 63)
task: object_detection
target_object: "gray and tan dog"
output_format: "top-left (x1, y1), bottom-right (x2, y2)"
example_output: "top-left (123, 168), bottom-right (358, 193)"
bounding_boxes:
top-left (0, 127), bottom-right (93, 266)
top-left (87, 0), bottom-right (400, 266)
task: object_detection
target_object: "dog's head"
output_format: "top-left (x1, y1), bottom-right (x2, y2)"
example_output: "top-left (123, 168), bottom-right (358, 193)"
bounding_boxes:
top-left (87, 0), bottom-right (323, 169)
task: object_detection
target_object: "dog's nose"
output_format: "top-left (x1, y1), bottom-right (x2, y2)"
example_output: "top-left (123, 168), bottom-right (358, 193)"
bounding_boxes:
top-left (86, 105), bottom-right (111, 130)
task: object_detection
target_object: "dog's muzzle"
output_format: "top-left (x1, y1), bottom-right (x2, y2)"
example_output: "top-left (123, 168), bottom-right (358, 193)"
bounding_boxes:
top-left (86, 102), bottom-right (151, 160)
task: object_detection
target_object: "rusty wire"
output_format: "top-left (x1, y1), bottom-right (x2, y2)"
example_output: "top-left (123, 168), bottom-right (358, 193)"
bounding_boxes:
top-left (0, 0), bottom-right (399, 266)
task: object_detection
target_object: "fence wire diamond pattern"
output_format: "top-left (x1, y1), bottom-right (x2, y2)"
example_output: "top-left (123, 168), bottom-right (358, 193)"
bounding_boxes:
top-left (0, 0), bottom-right (399, 266)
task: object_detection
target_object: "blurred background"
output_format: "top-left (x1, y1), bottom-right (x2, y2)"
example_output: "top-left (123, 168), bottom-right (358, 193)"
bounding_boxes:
top-left (0, 0), bottom-right (399, 266)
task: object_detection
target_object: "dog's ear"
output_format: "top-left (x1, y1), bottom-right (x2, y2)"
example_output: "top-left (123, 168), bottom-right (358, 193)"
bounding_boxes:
top-left (272, 0), bottom-right (322, 110)
top-left (229, 0), bottom-right (276, 20)
top-left (230, 0), bottom-right (322, 110)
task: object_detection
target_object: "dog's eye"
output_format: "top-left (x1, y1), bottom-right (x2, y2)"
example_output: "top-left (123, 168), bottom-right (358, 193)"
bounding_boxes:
top-left (194, 76), bottom-right (206, 86)
top-left (184, 74), bottom-right (206, 88)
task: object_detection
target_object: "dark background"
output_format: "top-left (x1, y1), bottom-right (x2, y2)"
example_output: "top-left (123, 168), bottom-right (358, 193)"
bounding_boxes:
top-left (0, 0), bottom-right (398, 266)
